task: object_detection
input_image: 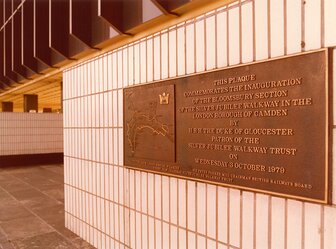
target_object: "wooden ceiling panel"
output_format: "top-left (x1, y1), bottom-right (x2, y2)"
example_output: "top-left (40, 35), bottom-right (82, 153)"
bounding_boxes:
top-left (0, 0), bottom-right (231, 97)
top-left (0, 72), bottom-right (62, 112)
top-left (98, 0), bottom-right (143, 32)
top-left (150, 0), bottom-right (190, 13)
top-left (34, 0), bottom-right (67, 67)
top-left (0, 30), bottom-right (14, 88)
top-left (3, 0), bottom-right (24, 82)
top-left (71, 0), bottom-right (115, 48)
top-left (50, 0), bottom-right (89, 59)
top-left (22, 0), bottom-right (49, 74)
top-left (12, 0), bottom-right (35, 79)
top-left (4, 22), bottom-right (22, 82)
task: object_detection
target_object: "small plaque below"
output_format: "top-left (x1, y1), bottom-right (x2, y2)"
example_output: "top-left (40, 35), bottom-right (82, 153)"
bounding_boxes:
top-left (123, 50), bottom-right (331, 204)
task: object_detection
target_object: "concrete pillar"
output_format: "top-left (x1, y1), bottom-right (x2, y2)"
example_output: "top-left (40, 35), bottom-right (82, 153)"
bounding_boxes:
top-left (1, 102), bottom-right (13, 112)
top-left (24, 94), bottom-right (38, 112)
top-left (43, 108), bottom-right (52, 113)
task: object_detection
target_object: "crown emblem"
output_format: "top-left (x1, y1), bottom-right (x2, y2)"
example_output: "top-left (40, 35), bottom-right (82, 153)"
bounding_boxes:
top-left (159, 92), bottom-right (169, 105)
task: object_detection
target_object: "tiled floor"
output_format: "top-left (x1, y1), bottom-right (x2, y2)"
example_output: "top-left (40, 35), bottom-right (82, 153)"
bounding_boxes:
top-left (0, 164), bottom-right (95, 249)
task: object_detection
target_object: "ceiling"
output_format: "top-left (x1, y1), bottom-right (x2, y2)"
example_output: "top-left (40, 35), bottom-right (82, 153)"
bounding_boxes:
top-left (0, 73), bottom-right (62, 112)
top-left (0, 0), bottom-right (233, 112)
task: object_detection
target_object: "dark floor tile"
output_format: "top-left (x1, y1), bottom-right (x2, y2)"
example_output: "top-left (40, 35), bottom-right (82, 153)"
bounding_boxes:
top-left (0, 191), bottom-right (21, 206)
top-left (0, 173), bottom-right (15, 181)
top-left (0, 241), bottom-right (15, 249)
top-left (72, 237), bottom-right (96, 249)
top-left (39, 182), bottom-right (64, 191)
top-left (10, 168), bottom-right (63, 189)
top-left (33, 205), bottom-right (65, 228)
top-left (54, 227), bottom-right (80, 242)
top-left (9, 189), bottom-right (45, 202)
top-left (3, 165), bottom-right (35, 173)
top-left (0, 197), bottom-right (17, 208)
top-left (0, 216), bottom-right (53, 240)
top-left (0, 180), bottom-right (32, 194)
top-left (36, 170), bottom-right (63, 183)
top-left (22, 168), bottom-right (63, 184)
top-left (0, 189), bottom-right (14, 202)
top-left (41, 165), bottom-right (64, 175)
top-left (0, 190), bottom-right (10, 198)
top-left (0, 203), bottom-right (32, 222)
top-left (43, 176), bottom-right (64, 184)
top-left (79, 245), bottom-right (96, 249)
top-left (27, 178), bottom-right (63, 192)
top-left (42, 186), bottom-right (64, 203)
top-left (0, 165), bottom-right (93, 249)
top-left (34, 203), bottom-right (64, 216)
top-left (11, 232), bottom-right (75, 249)
top-left (0, 227), bottom-right (7, 243)
top-left (9, 172), bottom-right (44, 185)
top-left (20, 195), bottom-right (61, 211)
top-left (26, 166), bottom-right (56, 174)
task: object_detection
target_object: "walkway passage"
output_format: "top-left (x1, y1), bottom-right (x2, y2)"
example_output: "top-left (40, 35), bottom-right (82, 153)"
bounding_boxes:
top-left (0, 164), bottom-right (95, 249)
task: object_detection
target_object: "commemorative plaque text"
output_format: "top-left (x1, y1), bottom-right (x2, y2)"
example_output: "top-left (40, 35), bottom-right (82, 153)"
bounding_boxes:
top-left (124, 50), bottom-right (331, 203)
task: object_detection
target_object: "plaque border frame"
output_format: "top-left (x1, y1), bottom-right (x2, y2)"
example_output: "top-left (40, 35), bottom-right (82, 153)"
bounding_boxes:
top-left (123, 48), bottom-right (332, 204)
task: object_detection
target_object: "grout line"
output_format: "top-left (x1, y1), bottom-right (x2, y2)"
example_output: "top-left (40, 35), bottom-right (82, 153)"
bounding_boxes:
top-left (177, 179), bottom-right (180, 249)
top-left (169, 177), bottom-right (171, 249)
top-left (239, 190), bottom-right (243, 249)
top-left (215, 186), bottom-right (218, 249)
top-left (195, 182), bottom-right (198, 249)
top-left (268, 196), bottom-right (272, 249)
top-left (186, 180), bottom-right (189, 249)
top-left (226, 6), bottom-right (230, 66)
top-left (204, 15), bottom-right (207, 72)
top-left (134, 170), bottom-right (137, 249)
top-left (252, 0), bottom-right (256, 62)
top-left (184, 21), bottom-right (188, 75)
top-left (320, 206), bottom-right (325, 249)
top-left (253, 192), bottom-right (256, 249)
top-left (140, 172), bottom-right (143, 249)
top-left (321, 0), bottom-right (325, 48)
top-left (284, 199), bottom-right (288, 249)
top-left (267, 0), bottom-right (271, 59)
top-left (302, 202), bottom-right (305, 249)
top-left (147, 173), bottom-right (150, 249)
top-left (154, 174), bottom-right (157, 249)
top-left (145, 38), bottom-right (148, 84)
top-left (205, 184), bottom-right (208, 249)
top-left (117, 50), bottom-right (122, 247)
top-left (161, 175), bottom-right (164, 249)
top-left (301, 0), bottom-right (306, 52)
top-left (239, 0), bottom-right (242, 64)
top-left (194, 18), bottom-right (197, 74)
top-left (167, 27), bottom-right (171, 78)
top-left (160, 30), bottom-right (163, 80)
top-left (215, 9), bottom-right (218, 69)
top-left (227, 188), bottom-right (231, 248)
top-left (284, 0), bottom-right (287, 55)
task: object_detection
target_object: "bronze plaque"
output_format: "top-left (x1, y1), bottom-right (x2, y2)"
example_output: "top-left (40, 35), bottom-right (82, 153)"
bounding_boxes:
top-left (124, 49), bottom-right (332, 204)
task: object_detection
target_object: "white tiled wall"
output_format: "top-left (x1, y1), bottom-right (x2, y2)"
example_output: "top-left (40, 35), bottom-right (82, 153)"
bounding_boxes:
top-left (0, 113), bottom-right (63, 156)
top-left (63, 0), bottom-right (336, 248)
